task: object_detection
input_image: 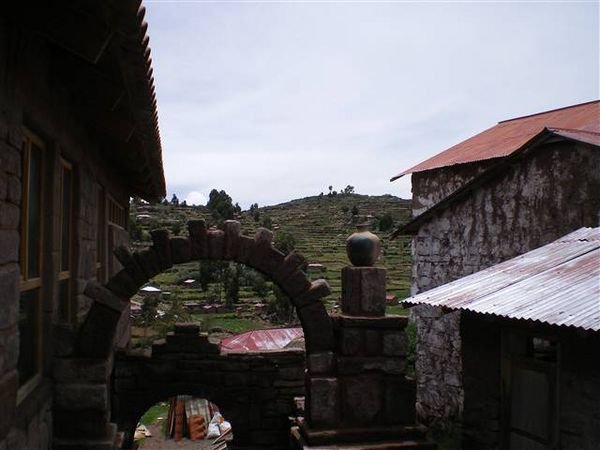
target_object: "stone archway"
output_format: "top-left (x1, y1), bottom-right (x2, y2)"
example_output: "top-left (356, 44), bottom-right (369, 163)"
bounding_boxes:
top-left (77, 219), bottom-right (333, 360)
top-left (54, 219), bottom-right (333, 449)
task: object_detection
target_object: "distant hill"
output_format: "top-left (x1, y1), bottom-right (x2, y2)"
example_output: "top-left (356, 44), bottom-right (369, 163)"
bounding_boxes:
top-left (129, 193), bottom-right (413, 305)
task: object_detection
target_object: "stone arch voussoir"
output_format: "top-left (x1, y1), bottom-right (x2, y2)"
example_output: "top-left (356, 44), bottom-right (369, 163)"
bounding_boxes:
top-left (76, 219), bottom-right (334, 359)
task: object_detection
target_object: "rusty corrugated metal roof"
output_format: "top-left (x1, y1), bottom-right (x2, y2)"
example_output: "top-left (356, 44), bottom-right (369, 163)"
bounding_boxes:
top-left (219, 327), bottom-right (304, 352)
top-left (392, 126), bottom-right (600, 237)
top-left (391, 100), bottom-right (600, 181)
top-left (403, 227), bottom-right (600, 331)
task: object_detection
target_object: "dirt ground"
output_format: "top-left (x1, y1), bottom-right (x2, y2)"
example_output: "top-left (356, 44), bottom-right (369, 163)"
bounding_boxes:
top-left (137, 423), bottom-right (219, 450)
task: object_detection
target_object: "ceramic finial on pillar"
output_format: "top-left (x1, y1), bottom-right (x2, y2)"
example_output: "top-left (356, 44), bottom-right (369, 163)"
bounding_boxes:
top-left (346, 224), bottom-right (381, 267)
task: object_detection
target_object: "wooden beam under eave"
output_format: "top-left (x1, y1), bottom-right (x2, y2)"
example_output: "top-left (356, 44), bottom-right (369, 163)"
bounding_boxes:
top-left (94, 110), bottom-right (137, 143)
top-left (33, 3), bottom-right (114, 64)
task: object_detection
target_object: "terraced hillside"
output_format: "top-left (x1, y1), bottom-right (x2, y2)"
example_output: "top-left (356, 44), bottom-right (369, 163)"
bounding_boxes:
top-left (238, 194), bottom-right (412, 301)
top-left (129, 193), bottom-right (413, 310)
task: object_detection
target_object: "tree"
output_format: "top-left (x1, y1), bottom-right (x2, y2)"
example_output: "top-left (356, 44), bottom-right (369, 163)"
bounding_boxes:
top-left (171, 222), bottom-right (182, 236)
top-left (261, 215), bottom-right (273, 230)
top-left (206, 189), bottom-right (235, 224)
top-left (342, 185), bottom-right (355, 195)
top-left (251, 273), bottom-right (269, 299)
top-left (378, 213), bottom-right (394, 232)
top-left (198, 260), bottom-right (219, 291)
top-left (341, 205), bottom-right (349, 214)
top-left (274, 229), bottom-right (296, 255)
top-left (351, 205), bottom-right (359, 216)
top-left (223, 263), bottom-right (240, 308)
top-left (268, 285), bottom-right (294, 324)
top-left (180, 200), bottom-right (188, 207)
top-left (170, 193), bottom-right (179, 206)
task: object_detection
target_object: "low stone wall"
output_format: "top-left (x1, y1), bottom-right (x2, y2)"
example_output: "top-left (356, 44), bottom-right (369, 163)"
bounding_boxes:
top-left (112, 324), bottom-right (305, 450)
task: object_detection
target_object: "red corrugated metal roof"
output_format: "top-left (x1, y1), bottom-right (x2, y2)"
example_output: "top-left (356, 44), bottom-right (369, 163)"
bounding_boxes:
top-left (391, 100), bottom-right (600, 180)
top-left (404, 227), bottom-right (600, 331)
top-left (219, 327), bottom-right (303, 352)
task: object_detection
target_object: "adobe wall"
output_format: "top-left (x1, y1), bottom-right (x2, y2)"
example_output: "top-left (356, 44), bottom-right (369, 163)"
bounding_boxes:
top-left (112, 324), bottom-right (305, 450)
top-left (410, 142), bottom-right (600, 426)
top-left (0, 29), bottom-right (131, 450)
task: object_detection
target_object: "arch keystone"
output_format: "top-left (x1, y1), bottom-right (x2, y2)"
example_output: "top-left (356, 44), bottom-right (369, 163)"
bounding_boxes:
top-left (207, 229), bottom-right (225, 260)
top-left (188, 219), bottom-right (207, 258)
top-left (223, 220), bottom-right (241, 259)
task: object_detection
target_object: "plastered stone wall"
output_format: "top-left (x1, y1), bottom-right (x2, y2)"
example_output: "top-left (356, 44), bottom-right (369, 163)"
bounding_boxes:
top-left (410, 142), bottom-right (600, 427)
top-left (410, 160), bottom-right (496, 217)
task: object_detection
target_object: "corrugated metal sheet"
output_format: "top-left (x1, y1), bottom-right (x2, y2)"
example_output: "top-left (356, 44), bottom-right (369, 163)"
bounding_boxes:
top-left (391, 100), bottom-right (600, 180)
top-left (404, 227), bottom-right (600, 331)
top-left (219, 327), bottom-right (303, 352)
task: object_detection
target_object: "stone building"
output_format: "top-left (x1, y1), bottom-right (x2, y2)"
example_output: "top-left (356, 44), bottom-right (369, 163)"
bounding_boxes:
top-left (405, 227), bottom-right (600, 450)
top-left (0, 2), bottom-right (164, 448)
top-left (390, 101), bottom-right (600, 429)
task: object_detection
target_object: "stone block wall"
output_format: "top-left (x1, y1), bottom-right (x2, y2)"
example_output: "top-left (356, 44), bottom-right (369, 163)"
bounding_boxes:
top-left (112, 323), bottom-right (306, 450)
top-left (410, 141), bottom-right (600, 427)
top-left (0, 110), bottom-right (26, 449)
top-left (0, 24), bottom-right (133, 449)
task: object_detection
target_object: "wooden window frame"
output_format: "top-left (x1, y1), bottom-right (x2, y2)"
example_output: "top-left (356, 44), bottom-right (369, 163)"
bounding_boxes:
top-left (96, 185), bottom-right (107, 283)
top-left (18, 128), bottom-right (45, 402)
top-left (58, 158), bottom-right (74, 322)
top-left (107, 194), bottom-right (127, 229)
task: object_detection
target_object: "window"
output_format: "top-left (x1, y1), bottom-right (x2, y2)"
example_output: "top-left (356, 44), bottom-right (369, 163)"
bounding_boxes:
top-left (58, 159), bottom-right (73, 322)
top-left (18, 130), bottom-right (45, 393)
top-left (96, 186), bottom-right (106, 282)
top-left (107, 195), bottom-right (127, 228)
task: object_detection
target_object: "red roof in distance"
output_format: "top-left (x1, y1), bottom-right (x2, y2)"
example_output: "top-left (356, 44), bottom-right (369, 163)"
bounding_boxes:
top-left (391, 100), bottom-right (600, 181)
top-left (219, 327), bottom-right (303, 353)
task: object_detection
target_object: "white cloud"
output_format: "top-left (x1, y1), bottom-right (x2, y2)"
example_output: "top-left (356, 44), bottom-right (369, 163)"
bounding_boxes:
top-left (184, 191), bottom-right (207, 206)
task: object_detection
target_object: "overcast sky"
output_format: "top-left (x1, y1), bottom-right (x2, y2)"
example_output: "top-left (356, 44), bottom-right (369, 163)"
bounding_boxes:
top-left (144, 1), bottom-right (598, 208)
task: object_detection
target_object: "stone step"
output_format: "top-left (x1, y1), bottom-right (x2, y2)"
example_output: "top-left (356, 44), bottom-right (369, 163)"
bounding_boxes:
top-left (53, 423), bottom-right (117, 450)
top-left (291, 426), bottom-right (436, 450)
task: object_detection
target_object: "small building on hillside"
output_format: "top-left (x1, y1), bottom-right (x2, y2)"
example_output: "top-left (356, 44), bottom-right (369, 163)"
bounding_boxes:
top-left (390, 101), bottom-right (600, 428)
top-left (0, 2), bottom-right (165, 448)
top-left (404, 227), bottom-right (600, 450)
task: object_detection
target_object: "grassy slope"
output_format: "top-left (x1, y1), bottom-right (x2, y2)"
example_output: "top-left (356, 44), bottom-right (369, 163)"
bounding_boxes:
top-left (238, 194), bottom-right (412, 302)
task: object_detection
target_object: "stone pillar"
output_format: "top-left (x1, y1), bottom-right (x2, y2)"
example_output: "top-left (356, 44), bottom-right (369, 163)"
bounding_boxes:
top-left (295, 227), bottom-right (430, 449)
